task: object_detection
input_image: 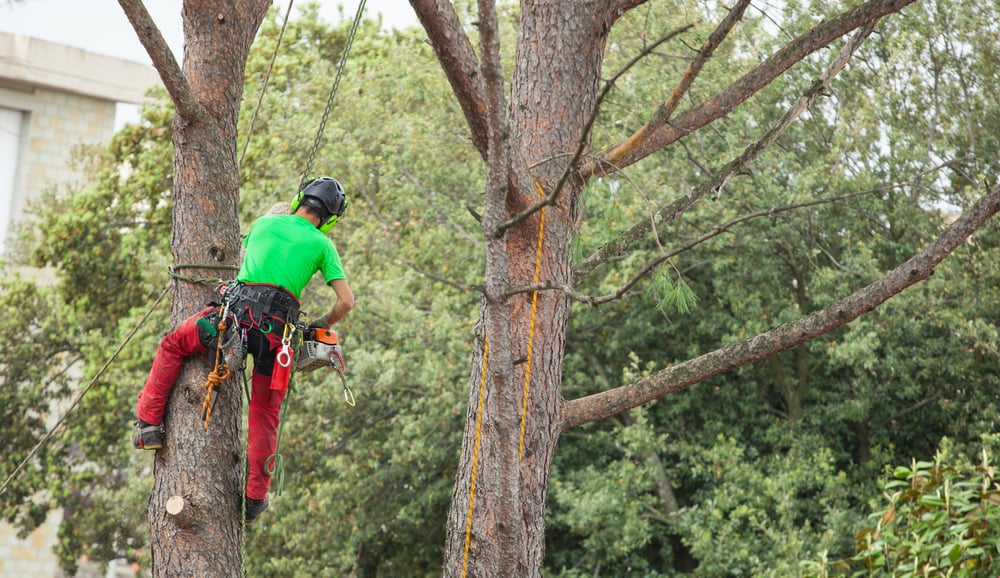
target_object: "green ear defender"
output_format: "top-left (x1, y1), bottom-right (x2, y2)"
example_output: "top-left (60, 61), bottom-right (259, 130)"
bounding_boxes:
top-left (291, 177), bottom-right (348, 233)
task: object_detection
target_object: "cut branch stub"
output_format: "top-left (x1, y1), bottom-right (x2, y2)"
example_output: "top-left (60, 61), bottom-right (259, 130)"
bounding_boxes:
top-left (165, 495), bottom-right (202, 530)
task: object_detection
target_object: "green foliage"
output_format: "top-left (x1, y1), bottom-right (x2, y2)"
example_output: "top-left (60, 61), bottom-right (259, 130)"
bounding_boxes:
top-left (803, 439), bottom-right (1000, 577)
top-left (654, 271), bottom-right (698, 316)
top-left (550, 0), bottom-right (1000, 576)
top-left (548, 410), bottom-right (671, 575)
top-left (237, 5), bottom-right (483, 575)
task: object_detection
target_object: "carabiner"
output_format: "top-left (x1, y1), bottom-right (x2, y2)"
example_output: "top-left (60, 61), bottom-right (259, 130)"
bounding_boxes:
top-left (275, 323), bottom-right (295, 368)
top-left (339, 372), bottom-right (356, 407)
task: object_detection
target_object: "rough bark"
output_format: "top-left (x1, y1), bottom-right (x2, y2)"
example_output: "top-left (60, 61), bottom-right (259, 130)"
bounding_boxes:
top-left (121, 1), bottom-right (269, 576)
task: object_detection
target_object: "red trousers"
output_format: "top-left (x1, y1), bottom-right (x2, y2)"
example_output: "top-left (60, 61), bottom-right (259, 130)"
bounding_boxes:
top-left (135, 307), bottom-right (286, 500)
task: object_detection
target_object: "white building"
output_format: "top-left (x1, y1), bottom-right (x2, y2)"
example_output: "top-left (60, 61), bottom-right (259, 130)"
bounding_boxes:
top-left (0, 31), bottom-right (159, 578)
top-left (0, 31), bottom-right (160, 254)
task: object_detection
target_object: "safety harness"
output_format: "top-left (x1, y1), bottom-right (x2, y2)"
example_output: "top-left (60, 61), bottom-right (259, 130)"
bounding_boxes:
top-left (200, 281), bottom-right (353, 428)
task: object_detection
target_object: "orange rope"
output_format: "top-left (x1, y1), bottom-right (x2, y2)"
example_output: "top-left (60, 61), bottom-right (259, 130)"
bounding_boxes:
top-left (462, 182), bottom-right (548, 574)
top-left (518, 182), bottom-right (546, 460)
top-left (461, 337), bottom-right (489, 578)
top-left (201, 319), bottom-right (232, 429)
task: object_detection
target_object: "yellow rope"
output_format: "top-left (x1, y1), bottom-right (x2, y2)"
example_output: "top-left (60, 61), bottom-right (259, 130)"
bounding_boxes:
top-left (461, 337), bottom-right (489, 578)
top-left (461, 182), bottom-right (547, 574)
top-left (518, 183), bottom-right (546, 460)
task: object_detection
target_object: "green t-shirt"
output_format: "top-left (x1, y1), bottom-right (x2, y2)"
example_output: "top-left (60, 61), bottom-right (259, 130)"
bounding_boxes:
top-left (237, 214), bottom-right (345, 298)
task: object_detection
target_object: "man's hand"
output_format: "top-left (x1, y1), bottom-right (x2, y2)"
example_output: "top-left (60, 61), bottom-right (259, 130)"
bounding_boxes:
top-left (308, 317), bottom-right (329, 330)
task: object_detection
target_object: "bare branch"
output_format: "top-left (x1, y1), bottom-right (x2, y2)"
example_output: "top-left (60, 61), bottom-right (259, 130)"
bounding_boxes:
top-left (118, 0), bottom-right (202, 121)
top-left (574, 21), bottom-right (878, 284)
top-left (477, 0), bottom-right (513, 248)
top-left (505, 186), bottom-right (886, 302)
top-left (581, 0), bottom-right (916, 178)
top-left (560, 159), bottom-right (960, 304)
top-left (410, 0), bottom-right (489, 158)
top-left (607, 0), bottom-right (652, 24)
top-left (586, 0), bottom-right (751, 180)
top-left (560, 183), bottom-right (1000, 430)
top-left (496, 25), bottom-right (695, 235)
top-left (590, 188), bottom-right (887, 304)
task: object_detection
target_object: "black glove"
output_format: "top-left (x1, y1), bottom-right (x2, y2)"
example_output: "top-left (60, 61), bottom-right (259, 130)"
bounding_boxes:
top-left (308, 317), bottom-right (329, 330)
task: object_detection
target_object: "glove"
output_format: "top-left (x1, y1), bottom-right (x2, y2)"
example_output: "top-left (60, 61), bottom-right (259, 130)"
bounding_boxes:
top-left (308, 317), bottom-right (329, 330)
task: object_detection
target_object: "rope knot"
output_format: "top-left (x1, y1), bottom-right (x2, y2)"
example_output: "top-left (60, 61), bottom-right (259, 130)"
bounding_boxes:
top-left (202, 318), bottom-right (233, 429)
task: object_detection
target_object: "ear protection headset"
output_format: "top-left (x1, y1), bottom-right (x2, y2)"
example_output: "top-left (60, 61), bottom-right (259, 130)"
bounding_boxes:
top-left (290, 177), bottom-right (347, 233)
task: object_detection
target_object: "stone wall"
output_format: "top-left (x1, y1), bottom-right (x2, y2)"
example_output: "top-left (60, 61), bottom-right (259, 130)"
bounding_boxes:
top-left (0, 511), bottom-right (61, 577)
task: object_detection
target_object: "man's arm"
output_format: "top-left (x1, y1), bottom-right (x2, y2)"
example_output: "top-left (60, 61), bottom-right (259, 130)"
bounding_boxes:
top-left (315, 278), bottom-right (355, 328)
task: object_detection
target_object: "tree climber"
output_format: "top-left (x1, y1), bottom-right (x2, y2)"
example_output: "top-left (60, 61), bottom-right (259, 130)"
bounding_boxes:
top-left (132, 177), bottom-right (355, 525)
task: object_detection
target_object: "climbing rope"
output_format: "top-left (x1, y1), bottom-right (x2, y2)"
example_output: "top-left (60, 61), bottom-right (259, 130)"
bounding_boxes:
top-left (461, 337), bottom-right (489, 578)
top-left (239, 0), bottom-right (296, 171)
top-left (461, 183), bottom-right (548, 575)
top-left (0, 283), bottom-right (171, 496)
top-left (298, 0), bottom-right (367, 189)
top-left (201, 317), bottom-right (233, 429)
top-left (168, 263), bottom-right (239, 286)
top-left (518, 183), bottom-right (547, 459)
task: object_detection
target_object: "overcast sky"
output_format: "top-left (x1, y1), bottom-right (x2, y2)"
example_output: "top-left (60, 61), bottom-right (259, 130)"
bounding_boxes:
top-left (0, 0), bottom-right (418, 65)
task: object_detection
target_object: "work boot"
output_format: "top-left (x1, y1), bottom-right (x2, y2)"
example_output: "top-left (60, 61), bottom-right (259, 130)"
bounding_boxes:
top-left (132, 419), bottom-right (165, 450)
top-left (244, 496), bottom-right (269, 525)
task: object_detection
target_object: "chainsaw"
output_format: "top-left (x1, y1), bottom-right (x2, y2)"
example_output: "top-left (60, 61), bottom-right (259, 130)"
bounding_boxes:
top-left (296, 326), bottom-right (354, 406)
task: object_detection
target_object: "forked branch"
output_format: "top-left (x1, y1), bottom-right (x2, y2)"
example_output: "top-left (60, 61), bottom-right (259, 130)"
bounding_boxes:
top-left (580, 0), bottom-right (916, 177)
top-left (574, 21), bottom-right (878, 284)
top-left (496, 24), bottom-right (695, 235)
top-left (585, 0), bottom-right (752, 180)
top-left (118, 0), bottom-right (202, 122)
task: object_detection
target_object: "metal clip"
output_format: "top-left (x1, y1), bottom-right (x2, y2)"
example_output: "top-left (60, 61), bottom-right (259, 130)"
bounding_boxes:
top-left (276, 323), bottom-right (295, 368)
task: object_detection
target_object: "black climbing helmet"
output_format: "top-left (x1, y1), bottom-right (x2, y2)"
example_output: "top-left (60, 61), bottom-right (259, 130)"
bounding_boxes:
top-left (291, 176), bottom-right (347, 233)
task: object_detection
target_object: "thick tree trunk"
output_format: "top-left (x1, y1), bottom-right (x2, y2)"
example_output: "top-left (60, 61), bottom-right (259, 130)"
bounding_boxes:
top-left (129, 2), bottom-right (269, 576)
top-left (442, 2), bottom-right (606, 576)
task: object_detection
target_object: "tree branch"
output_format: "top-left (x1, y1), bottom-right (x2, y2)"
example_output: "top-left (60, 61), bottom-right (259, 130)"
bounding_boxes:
top-left (607, 0), bottom-right (652, 24)
top-left (409, 0), bottom-right (489, 158)
top-left (580, 0), bottom-right (916, 178)
top-left (496, 24), bottom-right (694, 236)
top-left (574, 20), bottom-right (878, 284)
top-left (477, 0), bottom-right (513, 246)
top-left (118, 0), bottom-right (202, 122)
top-left (560, 183), bottom-right (1000, 429)
top-left (583, 0), bottom-right (751, 180)
top-left (506, 186), bottom-right (885, 302)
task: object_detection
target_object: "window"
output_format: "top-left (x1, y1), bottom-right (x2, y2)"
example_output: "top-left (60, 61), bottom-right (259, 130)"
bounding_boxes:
top-left (0, 107), bottom-right (25, 251)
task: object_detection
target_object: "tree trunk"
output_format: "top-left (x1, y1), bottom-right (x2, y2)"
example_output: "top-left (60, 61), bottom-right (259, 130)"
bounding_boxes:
top-left (442, 2), bottom-right (606, 576)
top-left (121, 1), bottom-right (269, 576)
